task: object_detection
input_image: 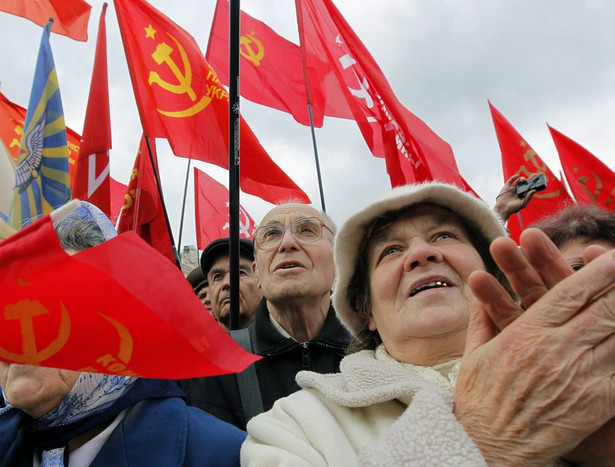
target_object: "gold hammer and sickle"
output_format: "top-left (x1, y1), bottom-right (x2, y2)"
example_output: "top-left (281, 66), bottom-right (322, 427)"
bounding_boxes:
top-left (240, 32), bottom-right (265, 67)
top-left (98, 313), bottom-right (134, 364)
top-left (0, 300), bottom-right (71, 364)
top-left (147, 32), bottom-right (211, 118)
top-left (577, 172), bottom-right (602, 203)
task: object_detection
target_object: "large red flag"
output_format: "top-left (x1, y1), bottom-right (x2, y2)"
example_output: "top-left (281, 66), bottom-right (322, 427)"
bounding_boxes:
top-left (73, 4), bottom-right (112, 216)
top-left (0, 0), bottom-right (91, 42)
top-left (117, 135), bottom-right (175, 264)
top-left (194, 168), bottom-right (256, 250)
top-left (206, 0), bottom-right (351, 127)
top-left (549, 125), bottom-right (615, 211)
top-left (0, 211), bottom-right (259, 378)
top-left (114, 0), bottom-right (309, 204)
top-left (489, 102), bottom-right (573, 239)
top-left (0, 91), bottom-right (81, 184)
top-left (297, 0), bottom-right (473, 191)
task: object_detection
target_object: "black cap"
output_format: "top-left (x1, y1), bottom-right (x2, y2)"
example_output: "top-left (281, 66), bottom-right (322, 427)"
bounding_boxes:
top-left (200, 238), bottom-right (255, 277)
top-left (186, 267), bottom-right (208, 293)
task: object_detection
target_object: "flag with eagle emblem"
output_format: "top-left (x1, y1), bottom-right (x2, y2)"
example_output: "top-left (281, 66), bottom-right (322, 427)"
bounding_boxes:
top-left (9, 21), bottom-right (70, 229)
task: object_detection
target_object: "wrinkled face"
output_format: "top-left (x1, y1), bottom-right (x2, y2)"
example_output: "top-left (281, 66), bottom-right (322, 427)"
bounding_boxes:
top-left (208, 254), bottom-right (262, 328)
top-left (197, 286), bottom-right (212, 311)
top-left (253, 204), bottom-right (335, 303)
top-left (0, 363), bottom-right (80, 418)
top-left (558, 237), bottom-right (615, 271)
top-left (367, 206), bottom-right (486, 362)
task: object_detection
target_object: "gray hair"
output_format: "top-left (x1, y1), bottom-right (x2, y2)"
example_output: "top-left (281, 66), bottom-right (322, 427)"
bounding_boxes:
top-left (54, 215), bottom-right (107, 251)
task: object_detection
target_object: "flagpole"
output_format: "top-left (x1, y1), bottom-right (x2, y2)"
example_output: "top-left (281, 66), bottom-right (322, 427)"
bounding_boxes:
top-left (177, 158), bottom-right (191, 254)
top-left (295, 0), bottom-right (327, 212)
top-left (228, 0), bottom-right (241, 330)
top-left (143, 135), bottom-right (181, 268)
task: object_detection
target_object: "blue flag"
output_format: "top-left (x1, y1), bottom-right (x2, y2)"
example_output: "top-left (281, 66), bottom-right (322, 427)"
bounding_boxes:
top-left (9, 21), bottom-right (70, 229)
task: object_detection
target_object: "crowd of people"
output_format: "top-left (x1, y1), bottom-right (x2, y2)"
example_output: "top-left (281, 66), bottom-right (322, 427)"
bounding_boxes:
top-left (3, 176), bottom-right (615, 466)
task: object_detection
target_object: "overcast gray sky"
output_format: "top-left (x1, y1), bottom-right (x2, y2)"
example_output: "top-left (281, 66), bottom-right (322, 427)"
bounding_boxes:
top-left (1, 0), bottom-right (614, 249)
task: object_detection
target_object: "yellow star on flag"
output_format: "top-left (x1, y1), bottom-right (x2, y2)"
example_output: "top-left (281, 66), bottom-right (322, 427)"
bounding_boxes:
top-left (144, 24), bottom-right (156, 39)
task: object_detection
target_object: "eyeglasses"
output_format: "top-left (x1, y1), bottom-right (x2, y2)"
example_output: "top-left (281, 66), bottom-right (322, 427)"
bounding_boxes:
top-left (254, 217), bottom-right (333, 250)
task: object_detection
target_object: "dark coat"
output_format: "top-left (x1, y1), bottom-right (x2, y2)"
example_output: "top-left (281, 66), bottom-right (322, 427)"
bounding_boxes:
top-left (4, 397), bottom-right (245, 466)
top-left (180, 298), bottom-right (351, 430)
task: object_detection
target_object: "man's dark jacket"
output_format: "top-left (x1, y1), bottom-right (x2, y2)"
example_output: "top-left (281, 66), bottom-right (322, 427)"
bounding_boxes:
top-left (180, 298), bottom-right (351, 430)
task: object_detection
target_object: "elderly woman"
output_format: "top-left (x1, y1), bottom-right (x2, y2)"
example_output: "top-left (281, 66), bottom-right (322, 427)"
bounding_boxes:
top-left (242, 183), bottom-right (615, 466)
top-left (241, 182), bottom-right (508, 465)
top-left (0, 203), bottom-right (245, 466)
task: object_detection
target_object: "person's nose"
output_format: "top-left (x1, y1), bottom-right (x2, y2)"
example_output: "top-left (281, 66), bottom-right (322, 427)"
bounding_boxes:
top-left (221, 272), bottom-right (231, 290)
top-left (277, 226), bottom-right (299, 252)
top-left (403, 238), bottom-right (443, 271)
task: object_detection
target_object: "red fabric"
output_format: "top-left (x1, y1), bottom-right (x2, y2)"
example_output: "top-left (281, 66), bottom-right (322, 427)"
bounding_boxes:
top-left (114, 0), bottom-right (309, 204)
top-left (117, 135), bottom-right (176, 264)
top-left (0, 0), bottom-right (91, 41)
top-left (194, 168), bottom-right (256, 250)
top-left (0, 91), bottom-right (81, 184)
top-left (73, 4), bottom-right (112, 216)
top-left (206, 0), bottom-right (351, 127)
top-left (489, 103), bottom-right (573, 240)
top-left (549, 125), bottom-right (615, 211)
top-left (297, 0), bottom-right (473, 192)
top-left (0, 214), bottom-right (259, 378)
top-left (109, 176), bottom-right (127, 224)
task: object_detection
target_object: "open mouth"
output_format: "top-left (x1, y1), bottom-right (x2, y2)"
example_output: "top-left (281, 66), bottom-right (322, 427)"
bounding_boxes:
top-left (275, 261), bottom-right (303, 271)
top-left (409, 281), bottom-right (450, 297)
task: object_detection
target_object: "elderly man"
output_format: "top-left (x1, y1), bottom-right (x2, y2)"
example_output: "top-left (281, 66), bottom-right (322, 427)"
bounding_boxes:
top-left (199, 238), bottom-right (262, 329)
top-left (186, 266), bottom-right (212, 313)
top-left (180, 204), bottom-right (351, 429)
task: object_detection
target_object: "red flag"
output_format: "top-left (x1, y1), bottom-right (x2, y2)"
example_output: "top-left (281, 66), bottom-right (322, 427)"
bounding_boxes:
top-left (109, 176), bottom-right (127, 224)
top-left (489, 102), bottom-right (573, 239)
top-left (297, 0), bottom-right (473, 192)
top-left (117, 135), bottom-right (175, 264)
top-left (0, 212), bottom-right (259, 378)
top-left (114, 0), bottom-right (309, 204)
top-left (194, 168), bottom-right (257, 250)
top-left (206, 0), bottom-right (351, 127)
top-left (0, 91), bottom-right (81, 185)
top-left (0, 0), bottom-right (91, 42)
top-left (73, 4), bottom-right (112, 216)
top-left (549, 125), bottom-right (615, 210)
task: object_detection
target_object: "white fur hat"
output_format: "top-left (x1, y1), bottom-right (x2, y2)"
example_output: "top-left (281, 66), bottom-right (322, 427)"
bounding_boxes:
top-left (332, 182), bottom-right (507, 335)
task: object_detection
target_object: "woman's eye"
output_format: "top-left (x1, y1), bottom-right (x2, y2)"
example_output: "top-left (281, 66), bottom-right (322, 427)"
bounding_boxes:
top-left (382, 245), bottom-right (401, 257)
top-left (434, 232), bottom-right (454, 241)
top-left (570, 263), bottom-right (584, 271)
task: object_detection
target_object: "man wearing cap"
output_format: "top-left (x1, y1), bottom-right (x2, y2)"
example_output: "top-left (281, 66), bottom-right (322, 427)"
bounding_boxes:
top-left (180, 204), bottom-right (351, 430)
top-left (200, 238), bottom-right (261, 329)
top-left (186, 266), bottom-right (212, 313)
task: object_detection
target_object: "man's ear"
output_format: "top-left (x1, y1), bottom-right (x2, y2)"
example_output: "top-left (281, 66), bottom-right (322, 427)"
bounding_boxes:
top-left (252, 261), bottom-right (261, 288)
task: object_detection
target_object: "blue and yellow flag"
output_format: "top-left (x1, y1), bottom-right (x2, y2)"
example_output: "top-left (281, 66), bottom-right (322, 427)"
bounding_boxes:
top-left (9, 21), bottom-right (70, 229)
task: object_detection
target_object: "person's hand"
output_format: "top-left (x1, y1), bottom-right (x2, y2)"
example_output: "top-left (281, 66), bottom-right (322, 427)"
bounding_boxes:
top-left (494, 174), bottom-right (537, 222)
top-left (470, 228), bottom-right (609, 330)
top-left (469, 229), bottom-right (615, 465)
top-left (455, 241), bottom-right (615, 465)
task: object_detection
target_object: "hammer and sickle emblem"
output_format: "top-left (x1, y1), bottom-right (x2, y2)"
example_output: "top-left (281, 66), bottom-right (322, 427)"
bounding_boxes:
top-left (0, 300), bottom-right (70, 364)
top-left (240, 32), bottom-right (265, 66)
top-left (239, 206), bottom-right (251, 236)
top-left (222, 207), bottom-right (252, 237)
top-left (98, 313), bottom-right (134, 363)
top-left (147, 32), bottom-right (211, 118)
top-left (577, 171), bottom-right (602, 203)
top-left (516, 149), bottom-right (561, 199)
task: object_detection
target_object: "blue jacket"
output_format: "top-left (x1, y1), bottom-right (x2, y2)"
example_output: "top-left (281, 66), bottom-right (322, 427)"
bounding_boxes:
top-left (4, 397), bottom-right (246, 466)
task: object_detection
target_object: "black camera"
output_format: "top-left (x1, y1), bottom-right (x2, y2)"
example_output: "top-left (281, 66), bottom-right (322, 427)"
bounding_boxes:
top-left (516, 173), bottom-right (547, 198)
